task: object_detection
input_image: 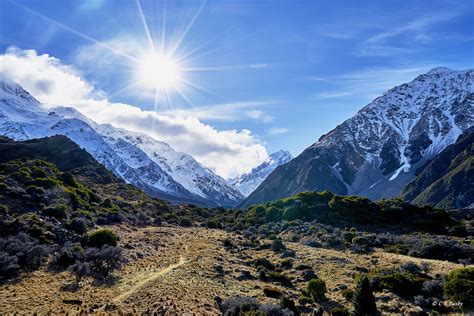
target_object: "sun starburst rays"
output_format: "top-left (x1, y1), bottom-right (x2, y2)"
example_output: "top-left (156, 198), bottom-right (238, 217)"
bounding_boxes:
top-left (8, 0), bottom-right (263, 113)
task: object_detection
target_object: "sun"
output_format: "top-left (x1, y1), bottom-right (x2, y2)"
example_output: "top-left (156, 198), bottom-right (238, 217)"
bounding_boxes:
top-left (135, 52), bottom-right (182, 92)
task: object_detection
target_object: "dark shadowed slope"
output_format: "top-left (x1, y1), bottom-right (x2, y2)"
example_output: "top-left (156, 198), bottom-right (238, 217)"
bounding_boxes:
top-left (401, 129), bottom-right (473, 209)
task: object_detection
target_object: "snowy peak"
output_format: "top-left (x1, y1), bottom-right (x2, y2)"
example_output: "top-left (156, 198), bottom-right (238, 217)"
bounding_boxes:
top-left (0, 79), bottom-right (244, 207)
top-left (269, 150), bottom-right (293, 163)
top-left (0, 80), bottom-right (38, 103)
top-left (242, 67), bottom-right (474, 207)
top-left (230, 150), bottom-right (293, 196)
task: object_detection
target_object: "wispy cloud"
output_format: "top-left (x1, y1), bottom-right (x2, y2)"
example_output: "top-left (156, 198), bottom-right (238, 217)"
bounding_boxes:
top-left (365, 12), bottom-right (459, 44)
top-left (244, 109), bottom-right (274, 123)
top-left (315, 5), bottom-right (468, 57)
top-left (268, 127), bottom-right (289, 135)
top-left (309, 65), bottom-right (437, 102)
top-left (162, 101), bottom-right (275, 122)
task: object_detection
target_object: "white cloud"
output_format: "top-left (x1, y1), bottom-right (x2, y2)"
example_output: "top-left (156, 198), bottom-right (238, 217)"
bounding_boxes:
top-left (244, 110), bottom-right (274, 123)
top-left (0, 47), bottom-right (269, 178)
top-left (268, 127), bottom-right (289, 135)
top-left (162, 101), bottom-right (274, 122)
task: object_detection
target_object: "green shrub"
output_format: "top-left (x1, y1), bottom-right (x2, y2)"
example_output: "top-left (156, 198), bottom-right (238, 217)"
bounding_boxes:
top-left (330, 306), bottom-right (350, 316)
top-left (268, 234), bottom-right (277, 240)
top-left (88, 229), bottom-right (117, 248)
top-left (179, 218), bottom-right (192, 227)
top-left (30, 166), bottom-right (47, 178)
top-left (352, 276), bottom-right (378, 316)
top-left (206, 219), bottom-right (222, 229)
top-left (267, 271), bottom-right (292, 287)
top-left (42, 204), bottom-right (68, 219)
top-left (254, 258), bottom-right (275, 270)
top-left (307, 278), bottom-right (326, 301)
top-left (271, 239), bottom-right (286, 252)
top-left (280, 259), bottom-right (293, 269)
top-left (30, 177), bottom-right (60, 189)
top-left (370, 269), bottom-right (427, 297)
top-left (444, 267), bottom-right (474, 307)
top-left (26, 185), bottom-right (45, 196)
top-left (100, 198), bottom-right (114, 208)
top-left (60, 172), bottom-right (78, 188)
top-left (341, 288), bottom-right (354, 301)
top-left (298, 295), bottom-right (312, 305)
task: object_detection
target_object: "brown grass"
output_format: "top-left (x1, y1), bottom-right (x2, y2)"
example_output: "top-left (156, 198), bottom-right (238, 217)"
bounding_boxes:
top-left (0, 225), bottom-right (466, 314)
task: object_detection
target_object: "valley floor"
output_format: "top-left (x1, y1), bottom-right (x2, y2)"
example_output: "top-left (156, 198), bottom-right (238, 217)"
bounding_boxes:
top-left (0, 225), bottom-right (464, 314)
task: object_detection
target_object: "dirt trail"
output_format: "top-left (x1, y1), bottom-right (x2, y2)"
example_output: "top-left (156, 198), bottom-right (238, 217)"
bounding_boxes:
top-left (112, 255), bottom-right (186, 303)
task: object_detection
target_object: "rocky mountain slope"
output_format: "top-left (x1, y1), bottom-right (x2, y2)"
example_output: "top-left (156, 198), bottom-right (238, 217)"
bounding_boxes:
top-left (229, 150), bottom-right (293, 196)
top-left (0, 80), bottom-right (243, 207)
top-left (401, 128), bottom-right (473, 209)
top-left (242, 67), bottom-right (474, 207)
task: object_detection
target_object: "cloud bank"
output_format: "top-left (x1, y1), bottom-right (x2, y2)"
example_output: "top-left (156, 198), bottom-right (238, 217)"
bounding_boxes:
top-left (0, 47), bottom-right (268, 178)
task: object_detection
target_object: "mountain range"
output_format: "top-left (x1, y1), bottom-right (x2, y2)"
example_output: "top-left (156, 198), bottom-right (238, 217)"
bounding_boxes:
top-left (229, 150), bottom-right (293, 196)
top-left (0, 80), bottom-right (244, 207)
top-left (242, 67), bottom-right (473, 208)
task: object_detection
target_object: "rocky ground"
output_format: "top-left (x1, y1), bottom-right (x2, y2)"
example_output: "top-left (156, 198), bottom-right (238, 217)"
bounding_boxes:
top-left (0, 225), bottom-right (465, 314)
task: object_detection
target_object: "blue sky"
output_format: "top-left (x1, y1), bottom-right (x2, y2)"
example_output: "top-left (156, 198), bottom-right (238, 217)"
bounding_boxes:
top-left (0, 0), bottom-right (473, 177)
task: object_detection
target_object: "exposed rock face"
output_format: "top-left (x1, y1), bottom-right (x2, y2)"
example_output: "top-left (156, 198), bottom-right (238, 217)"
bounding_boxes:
top-left (242, 68), bottom-right (473, 207)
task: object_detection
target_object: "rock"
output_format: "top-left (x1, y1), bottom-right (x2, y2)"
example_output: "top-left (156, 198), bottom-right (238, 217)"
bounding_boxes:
top-left (236, 270), bottom-right (253, 281)
top-left (302, 270), bottom-right (318, 281)
top-left (355, 266), bottom-right (369, 273)
top-left (332, 284), bottom-right (348, 292)
top-left (62, 299), bottom-right (82, 305)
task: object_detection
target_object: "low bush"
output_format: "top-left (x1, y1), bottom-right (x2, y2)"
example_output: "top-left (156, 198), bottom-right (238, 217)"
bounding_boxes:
top-left (267, 271), bottom-right (293, 287)
top-left (341, 288), bottom-right (354, 301)
top-left (444, 267), bottom-right (474, 307)
top-left (55, 243), bottom-right (84, 268)
top-left (271, 239), bottom-right (286, 252)
top-left (330, 306), bottom-right (350, 316)
top-left (254, 257), bottom-right (275, 270)
top-left (88, 229), bottom-right (117, 248)
top-left (280, 258), bottom-right (293, 269)
top-left (85, 245), bottom-right (122, 277)
top-left (68, 217), bottom-right (89, 234)
top-left (42, 204), bottom-right (68, 219)
top-left (0, 251), bottom-right (20, 277)
top-left (298, 295), bottom-right (312, 305)
top-left (369, 269), bottom-right (427, 297)
top-left (220, 296), bottom-right (259, 315)
top-left (179, 218), bottom-right (192, 227)
top-left (307, 278), bottom-right (327, 301)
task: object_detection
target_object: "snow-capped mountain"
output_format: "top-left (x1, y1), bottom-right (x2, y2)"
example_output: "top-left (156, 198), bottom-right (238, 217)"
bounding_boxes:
top-left (229, 150), bottom-right (293, 196)
top-left (242, 67), bottom-right (474, 207)
top-left (0, 80), bottom-right (244, 207)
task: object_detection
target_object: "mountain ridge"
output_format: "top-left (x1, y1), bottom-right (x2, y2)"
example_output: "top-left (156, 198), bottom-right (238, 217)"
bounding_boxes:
top-left (0, 80), bottom-right (244, 207)
top-left (241, 67), bottom-right (474, 208)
